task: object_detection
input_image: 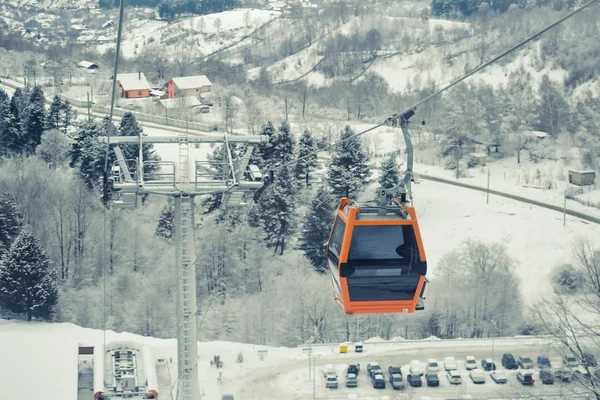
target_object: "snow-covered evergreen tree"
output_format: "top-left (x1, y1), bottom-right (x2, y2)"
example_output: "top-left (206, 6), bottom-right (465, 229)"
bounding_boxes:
top-left (299, 186), bottom-right (336, 273)
top-left (257, 166), bottom-right (297, 254)
top-left (0, 91), bottom-right (19, 156)
top-left (0, 229), bottom-right (58, 321)
top-left (271, 120), bottom-right (295, 169)
top-left (70, 121), bottom-right (114, 189)
top-left (295, 130), bottom-right (318, 186)
top-left (378, 153), bottom-right (400, 189)
top-left (327, 125), bottom-right (371, 197)
top-left (0, 193), bottom-right (22, 255)
top-left (47, 95), bottom-right (62, 131)
top-left (20, 86), bottom-right (47, 154)
top-left (156, 202), bottom-right (175, 240)
top-left (253, 121), bottom-right (276, 169)
top-left (118, 113), bottom-right (160, 176)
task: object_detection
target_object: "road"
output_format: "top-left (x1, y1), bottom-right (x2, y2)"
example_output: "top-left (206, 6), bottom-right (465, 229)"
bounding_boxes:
top-left (238, 338), bottom-right (592, 400)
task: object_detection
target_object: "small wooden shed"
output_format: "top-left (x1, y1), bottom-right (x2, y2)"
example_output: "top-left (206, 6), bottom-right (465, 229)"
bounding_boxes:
top-left (568, 170), bottom-right (596, 186)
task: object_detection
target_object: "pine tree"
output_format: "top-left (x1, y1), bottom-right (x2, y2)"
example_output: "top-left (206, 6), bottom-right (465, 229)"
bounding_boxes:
top-left (271, 120), bottom-right (295, 168)
top-left (295, 130), bottom-right (318, 186)
top-left (327, 125), bottom-right (371, 198)
top-left (0, 193), bottom-right (22, 255)
top-left (0, 93), bottom-right (19, 156)
top-left (257, 165), bottom-right (297, 255)
top-left (60, 100), bottom-right (75, 134)
top-left (118, 112), bottom-right (160, 176)
top-left (156, 202), bottom-right (175, 240)
top-left (20, 86), bottom-right (47, 154)
top-left (253, 121), bottom-right (276, 170)
top-left (378, 153), bottom-right (400, 189)
top-left (299, 186), bottom-right (336, 273)
top-left (47, 95), bottom-right (62, 131)
top-left (0, 229), bottom-right (58, 321)
top-left (10, 88), bottom-right (28, 124)
top-left (70, 121), bottom-right (114, 189)
top-left (0, 88), bottom-right (8, 103)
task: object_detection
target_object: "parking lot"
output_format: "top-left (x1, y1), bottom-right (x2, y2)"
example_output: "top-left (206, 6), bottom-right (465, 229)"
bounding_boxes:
top-left (266, 341), bottom-right (597, 400)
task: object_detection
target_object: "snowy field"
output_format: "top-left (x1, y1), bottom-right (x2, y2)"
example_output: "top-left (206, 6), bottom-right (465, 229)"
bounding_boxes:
top-left (1, 319), bottom-right (593, 400)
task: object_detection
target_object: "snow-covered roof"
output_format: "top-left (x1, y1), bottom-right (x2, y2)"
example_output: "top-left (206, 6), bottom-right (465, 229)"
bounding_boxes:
top-left (149, 89), bottom-right (165, 97)
top-left (171, 75), bottom-right (212, 90)
top-left (159, 96), bottom-right (202, 109)
top-left (78, 61), bottom-right (98, 69)
top-left (117, 73), bottom-right (151, 91)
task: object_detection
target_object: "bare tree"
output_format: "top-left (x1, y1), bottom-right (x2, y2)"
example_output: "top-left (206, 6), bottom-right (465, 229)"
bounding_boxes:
top-left (139, 43), bottom-right (171, 81)
top-left (533, 239), bottom-right (600, 400)
top-left (214, 17), bottom-right (222, 34)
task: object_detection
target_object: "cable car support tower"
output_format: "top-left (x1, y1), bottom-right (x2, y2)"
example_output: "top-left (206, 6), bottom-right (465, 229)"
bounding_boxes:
top-left (99, 132), bottom-right (266, 400)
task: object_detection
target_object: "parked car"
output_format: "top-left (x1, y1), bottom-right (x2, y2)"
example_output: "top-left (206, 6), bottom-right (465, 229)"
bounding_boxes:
top-left (444, 356), bottom-right (458, 371)
top-left (502, 353), bottom-right (518, 370)
top-left (388, 366), bottom-right (402, 376)
top-left (367, 362), bottom-right (382, 377)
top-left (556, 367), bottom-right (574, 382)
top-left (563, 355), bottom-right (579, 368)
top-left (323, 364), bottom-right (336, 377)
top-left (407, 373), bottom-right (422, 387)
top-left (446, 370), bottom-right (462, 384)
top-left (537, 355), bottom-right (552, 369)
top-left (347, 364), bottom-right (360, 375)
top-left (517, 371), bottom-right (534, 386)
top-left (465, 356), bottom-right (477, 370)
top-left (540, 368), bottom-right (555, 384)
top-left (425, 372), bottom-right (440, 387)
top-left (427, 358), bottom-right (440, 373)
top-left (518, 356), bottom-right (534, 369)
top-left (355, 343), bottom-right (363, 353)
top-left (325, 373), bottom-right (339, 388)
top-left (469, 368), bottom-right (486, 384)
top-left (346, 373), bottom-right (358, 388)
top-left (583, 352), bottom-right (597, 367)
top-left (573, 364), bottom-right (591, 377)
top-left (481, 359), bottom-right (496, 371)
top-left (371, 373), bottom-right (386, 389)
top-left (389, 373), bottom-right (405, 390)
top-left (490, 370), bottom-right (508, 384)
top-left (409, 360), bottom-right (425, 376)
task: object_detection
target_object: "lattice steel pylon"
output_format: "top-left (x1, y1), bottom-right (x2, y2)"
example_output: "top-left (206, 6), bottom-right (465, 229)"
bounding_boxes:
top-left (100, 132), bottom-right (266, 400)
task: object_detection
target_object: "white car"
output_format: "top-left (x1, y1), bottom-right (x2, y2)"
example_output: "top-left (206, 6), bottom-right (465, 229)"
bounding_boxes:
top-left (465, 356), bottom-right (477, 370)
top-left (427, 358), bottom-right (440, 372)
top-left (447, 369), bottom-right (462, 384)
top-left (469, 368), bottom-right (486, 383)
top-left (409, 360), bottom-right (425, 376)
top-left (490, 370), bottom-right (508, 384)
top-left (444, 356), bottom-right (458, 371)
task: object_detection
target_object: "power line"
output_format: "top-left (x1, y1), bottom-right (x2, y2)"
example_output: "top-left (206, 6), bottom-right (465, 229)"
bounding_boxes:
top-left (268, 0), bottom-right (599, 178)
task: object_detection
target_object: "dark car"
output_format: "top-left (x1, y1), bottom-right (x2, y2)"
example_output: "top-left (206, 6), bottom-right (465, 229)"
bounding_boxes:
top-left (556, 368), bottom-right (573, 382)
top-left (372, 373), bottom-right (386, 389)
top-left (425, 372), bottom-right (440, 387)
top-left (537, 355), bottom-right (552, 369)
top-left (518, 356), bottom-right (534, 369)
top-left (348, 364), bottom-right (360, 375)
top-left (407, 373), bottom-right (422, 387)
top-left (481, 358), bottom-right (496, 371)
top-left (388, 366), bottom-right (402, 376)
top-left (389, 373), bottom-right (405, 390)
top-left (540, 368), bottom-right (554, 384)
top-left (517, 371), bottom-right (534, 386)
top-left (367, 362), bottom-right (382, 377)
top-left (583, 353), bottom-right (597, 368)
top-left (502, 353), bottom-right (518, 370)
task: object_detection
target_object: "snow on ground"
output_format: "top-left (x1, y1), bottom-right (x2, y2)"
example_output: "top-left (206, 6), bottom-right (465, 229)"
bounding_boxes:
top-left (248, 46), bottom-right (323, 83)
top-left (1, 319), bottom-right (590, 400)
top-left (98, 9), bottom-right (280, 59)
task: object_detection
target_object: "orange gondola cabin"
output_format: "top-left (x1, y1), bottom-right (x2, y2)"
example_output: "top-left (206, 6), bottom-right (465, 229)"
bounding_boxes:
top-left (326, 198), bottom-right (427, 314)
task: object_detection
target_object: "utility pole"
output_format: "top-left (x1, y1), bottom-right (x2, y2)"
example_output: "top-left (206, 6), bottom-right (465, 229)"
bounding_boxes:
top-left (98, 133), bottom-right (266, 400)
top-left (563, 189), bottom-right (567, 226)
top-left (486, 167), bottom-right (490, 204)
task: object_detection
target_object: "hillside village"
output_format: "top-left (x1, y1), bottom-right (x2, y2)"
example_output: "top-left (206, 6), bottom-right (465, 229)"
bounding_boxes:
top-left (1, 0), bottom-right (600, 399)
